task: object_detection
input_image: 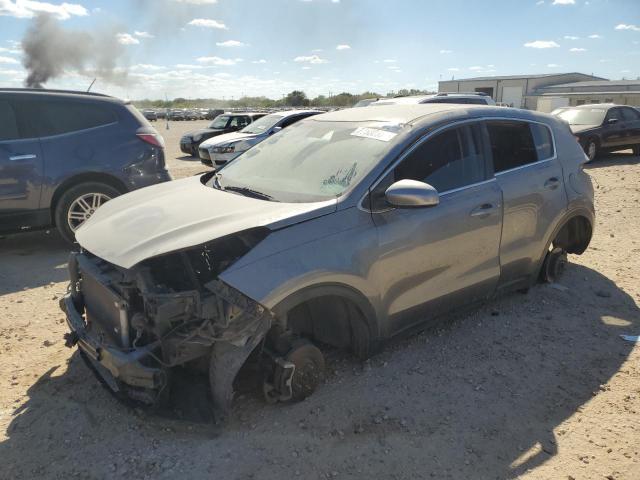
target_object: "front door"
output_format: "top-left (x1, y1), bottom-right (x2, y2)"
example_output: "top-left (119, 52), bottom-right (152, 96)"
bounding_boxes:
top-left (0, 98), bottom-right (44, 232)
top-left (601, 107), bottom-right (626, 148)
top-left (486, 120), bottom-right (567, 289)
top-left (369, 123), bottom-right (502, 335)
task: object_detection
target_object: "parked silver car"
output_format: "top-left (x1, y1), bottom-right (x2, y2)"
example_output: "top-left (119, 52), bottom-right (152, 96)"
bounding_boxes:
top-left (60, 104), bottom-right (594, 418)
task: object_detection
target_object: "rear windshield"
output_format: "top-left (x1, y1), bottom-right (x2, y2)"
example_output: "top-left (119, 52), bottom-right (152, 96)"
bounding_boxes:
top-left (556, 108), bottom-right (606, 126)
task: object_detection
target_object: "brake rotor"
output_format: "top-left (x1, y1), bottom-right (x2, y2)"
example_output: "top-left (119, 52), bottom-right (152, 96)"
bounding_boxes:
top-left (285, 340), bottom-right (325, 401)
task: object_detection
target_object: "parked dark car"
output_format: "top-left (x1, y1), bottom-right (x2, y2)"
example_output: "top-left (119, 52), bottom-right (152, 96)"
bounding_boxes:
top-left (142, 109), bottom-right (157, 121)
top-left (553, 104), bottom-right (640, 161)
top-left (168, 109), bottom-right (185, 121)
top-left (0, 88), bottom-right (171, 244)
top-left (205, 108), bottom-right (224, 120)
top-left (180, 112), bottom-right (266, 156)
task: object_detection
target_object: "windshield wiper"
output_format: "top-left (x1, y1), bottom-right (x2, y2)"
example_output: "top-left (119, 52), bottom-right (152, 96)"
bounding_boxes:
top-left (224, 185), bottom-right (275, 201)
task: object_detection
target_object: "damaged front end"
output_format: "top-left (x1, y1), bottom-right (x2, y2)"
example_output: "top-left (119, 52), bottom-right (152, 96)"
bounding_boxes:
top-left (60, 228), bottom-right (272, 411)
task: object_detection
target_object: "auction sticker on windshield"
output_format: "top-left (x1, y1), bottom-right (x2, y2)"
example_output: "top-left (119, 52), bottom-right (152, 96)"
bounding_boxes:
top-left (351, 126), bottom-right (397, 142)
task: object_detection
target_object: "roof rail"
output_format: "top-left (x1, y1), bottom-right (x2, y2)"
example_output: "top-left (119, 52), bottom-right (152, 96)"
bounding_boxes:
top-left (435, 92), bottom-right (489, 97)
top-left (0, 87), bottom-right (114, 98)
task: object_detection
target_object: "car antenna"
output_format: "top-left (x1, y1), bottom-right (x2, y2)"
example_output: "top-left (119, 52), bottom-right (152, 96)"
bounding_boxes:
top-left (87, 78), bottom-right (96, 92)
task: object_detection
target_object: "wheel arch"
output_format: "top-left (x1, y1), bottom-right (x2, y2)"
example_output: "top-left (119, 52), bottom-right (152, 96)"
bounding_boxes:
top-left (50, 173), bottom-right (128, 226)
top-left (271, 283), bottom-right (381, 359)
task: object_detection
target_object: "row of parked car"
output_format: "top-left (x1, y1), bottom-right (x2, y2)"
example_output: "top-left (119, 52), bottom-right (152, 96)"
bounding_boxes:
top-left (142, 107), bottom-right (225, 122)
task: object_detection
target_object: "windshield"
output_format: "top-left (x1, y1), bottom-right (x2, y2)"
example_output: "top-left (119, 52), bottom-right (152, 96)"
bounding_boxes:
top-left (241, 114), bottom-right (284, 134)
top-left (210, 120), bottom-right (399, 202)
top-left (209, 115), bottom-right (230, 129)
top-left (556, 108), bottom-right (606, 126)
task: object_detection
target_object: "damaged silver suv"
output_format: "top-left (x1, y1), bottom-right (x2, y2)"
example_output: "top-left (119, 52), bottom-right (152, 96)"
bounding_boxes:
top-left (61, 104), bottom-right (594, 417)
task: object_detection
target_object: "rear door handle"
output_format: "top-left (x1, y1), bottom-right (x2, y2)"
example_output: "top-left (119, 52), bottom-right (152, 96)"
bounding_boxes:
top-left (470, 203), bottom-right (496, 218)
top-left (9, 154), bottom-right (37, 161)
top-left (544, 177), bottom-right (560, 190)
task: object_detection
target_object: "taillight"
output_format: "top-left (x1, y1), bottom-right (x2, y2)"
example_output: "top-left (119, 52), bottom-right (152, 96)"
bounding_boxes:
top-left (137, 133), bottom-right (165, 149)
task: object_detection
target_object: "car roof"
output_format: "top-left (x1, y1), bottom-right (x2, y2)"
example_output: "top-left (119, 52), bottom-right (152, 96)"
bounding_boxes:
top-left (312, 103), bottom-right (471, 124)
top-left (0, 88), bottom-right (124, 104)
top-left (264, 109), bottom-right (323, 117)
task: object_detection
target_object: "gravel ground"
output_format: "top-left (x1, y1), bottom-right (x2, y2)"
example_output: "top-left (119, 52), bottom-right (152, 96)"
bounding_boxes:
top-left (0, 120), bottom-right (638, 479)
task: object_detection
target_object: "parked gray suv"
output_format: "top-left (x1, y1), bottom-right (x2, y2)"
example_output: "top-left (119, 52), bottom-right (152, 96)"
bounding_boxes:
top-left (61, 104), bottom-right (594, 418)
top-left (0, 88), bottom-right (170, 243)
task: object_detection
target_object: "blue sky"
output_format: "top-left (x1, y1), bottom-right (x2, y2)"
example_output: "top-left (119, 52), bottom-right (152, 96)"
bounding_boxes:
top-left (0, 0), bottom-right (639, 99)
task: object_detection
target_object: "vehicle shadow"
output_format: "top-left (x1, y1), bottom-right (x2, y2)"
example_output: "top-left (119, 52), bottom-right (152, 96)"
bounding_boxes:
top-left (1, 262), bottom-right (637, 479)
top-left (585, 149), bottom-right (640, 169)
top-left (0, 230), bottom-right (71, 295)
top-left (176, 154), bottom-right (199, 161)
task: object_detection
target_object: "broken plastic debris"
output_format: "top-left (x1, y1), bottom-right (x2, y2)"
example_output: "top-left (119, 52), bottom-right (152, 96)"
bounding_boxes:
top-left (620, 335), bottom-right (640, 343)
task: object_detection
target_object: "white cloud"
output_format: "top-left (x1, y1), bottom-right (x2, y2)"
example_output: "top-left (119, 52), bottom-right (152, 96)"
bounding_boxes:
top-left (130, 64), bottom-right (166, 71)
top-left (216, 40), bottom-right (246, 47)
top-left (439, 49), bottom-right (453, 54)
top-left (552, 0), bottom-right (575, 4)
top-left (536, 1), bottom-right (544, 5)
top-left (547, 63), bottom-right (561, 67)
top-left (134, 31), bottom-right (154, 39)
top-left (524, 40), bottom-right (560, 48)
top-left (588, 34), bottom-right (602, 38)
top-left (0, 0), bottom-right (88, 20)
top-left (569, 47), bottom-right (587, 52)
top-left (447, 67), bottom-right (460, 71)
top-left (336, 44), bottom-right (351, 50)
top-left (252, 59), bottom-right (267, 64)
top-left (615, 24), bottom-right (640, 32)
top-left (116, 33), bottom-right (140, 45)
top-left (0, 56), bottom-right (20, 64)
top-left (196, 56), bottom-right (241, 66)
top-left (301, 66), bottom-right (311, 70)
top-left (188, 18), bottom-right (228, 29)
top-left (469, 66), bottom-right (483, 71)
top-left (564, 35), bottom-right (579, 40)
top-left (174, 0), bottom-right (218, 4)
top-left (293, 55), bottom-right (328, 64)
top-left (382, 59), bottom-right (396, 63)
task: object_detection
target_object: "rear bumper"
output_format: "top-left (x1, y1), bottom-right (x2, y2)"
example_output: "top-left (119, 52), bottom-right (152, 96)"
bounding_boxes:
top-left (127, 169), bottom-right (172, 191)
top-left (60, 294), bottom-right (165, 393)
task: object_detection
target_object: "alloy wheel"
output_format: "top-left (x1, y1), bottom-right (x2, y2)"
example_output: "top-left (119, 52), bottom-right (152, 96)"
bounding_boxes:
top-left (67, 192), bottom-right (111, 232)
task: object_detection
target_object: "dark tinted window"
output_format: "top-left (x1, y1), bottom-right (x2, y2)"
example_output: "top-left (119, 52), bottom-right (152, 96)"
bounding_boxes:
top-left (395, 125), bottom-right (486, 192)
top-left (0, 100), bottom-right (19, 141)
top-left (280, 114), bottom-right (314, 129)
top-left (530, 123), bottom-right (554, 160)
top-left (621, 107), bottom-right (640, 121)
top-left (605, 108), bottom-right (622, 122)
top-left (24, 100), bottom-right (117, 136)
top-left (486, 121), bottom-right (537, 173)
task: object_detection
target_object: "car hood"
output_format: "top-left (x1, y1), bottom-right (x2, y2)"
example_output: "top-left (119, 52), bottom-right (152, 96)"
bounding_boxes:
top-left (200, 131), bottom-right (258, 148)
top-left (75, 175), bottom-right (337, 269)
top-left (570, 124), bottom-right (599, 134)
top-left (184, 128), bottom-right (225, 139)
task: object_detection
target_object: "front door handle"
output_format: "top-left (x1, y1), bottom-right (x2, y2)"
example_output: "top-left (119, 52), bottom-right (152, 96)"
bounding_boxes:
top-left (544, 177), bottom-right (560, 190)
top-left (470, 203), bottom-right (496, 218)
top-left (9, 154), bottom-right (37, 161)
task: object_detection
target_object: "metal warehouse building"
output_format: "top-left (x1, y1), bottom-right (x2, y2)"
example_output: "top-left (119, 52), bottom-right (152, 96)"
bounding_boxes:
top-left (438, 73), bottom-right (640, 111)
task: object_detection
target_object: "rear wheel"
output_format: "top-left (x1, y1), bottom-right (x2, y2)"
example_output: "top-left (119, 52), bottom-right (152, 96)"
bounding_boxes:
top-left (54, 182), bottom-right (121, 244)
top-left (539, 247), bottom-right (568, 283)
top-left (584, 138), bottom-right (598, 162)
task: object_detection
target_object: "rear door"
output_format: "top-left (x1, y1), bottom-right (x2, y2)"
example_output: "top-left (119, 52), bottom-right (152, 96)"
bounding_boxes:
top-left (0, 97), bottom-right (45, 231)
top-left (370, 122), bottom-right (502, 334)
top-left (487, 120), bottom-right (567, 290)
top-left (601, 107), bottom-right (626, 148)
top-left (620, 107), bottom-right (640, 145)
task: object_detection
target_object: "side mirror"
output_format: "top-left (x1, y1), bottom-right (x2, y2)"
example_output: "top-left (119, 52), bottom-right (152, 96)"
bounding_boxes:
top-left (269, 126), bottom-right (283, 135)
top-left (607, 118), bottom-right (618, 125)
top-left (385, 179), bottom-right (439, 208)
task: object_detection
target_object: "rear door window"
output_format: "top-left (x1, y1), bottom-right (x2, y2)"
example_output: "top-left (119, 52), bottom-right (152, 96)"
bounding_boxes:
top-left (24, 100), bottom-right (118, 137)
top-left (0, 100), bottom-right (20, 141)
top-left (486, 120), bottom-right (538, 173)
top-left (621, 107), bottom-right (640, 121)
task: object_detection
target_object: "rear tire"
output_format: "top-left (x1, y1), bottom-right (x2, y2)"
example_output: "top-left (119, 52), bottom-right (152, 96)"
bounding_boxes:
top-left (54, 182), bottom-right (121, 245)
top-left (584, 138), bottom-right (598, 162)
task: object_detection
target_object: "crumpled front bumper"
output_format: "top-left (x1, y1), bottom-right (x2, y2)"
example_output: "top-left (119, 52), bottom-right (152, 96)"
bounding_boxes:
top-left (60, 294), bottom-right (166, 394)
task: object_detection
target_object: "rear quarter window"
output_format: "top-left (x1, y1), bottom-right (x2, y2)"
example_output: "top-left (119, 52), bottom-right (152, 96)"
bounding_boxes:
top-left (0, 99), bottom-right (20, 141)
top-left (18, 99), bottom-right (119, 137)
top-left (530, 123), bottom-right (555, 160)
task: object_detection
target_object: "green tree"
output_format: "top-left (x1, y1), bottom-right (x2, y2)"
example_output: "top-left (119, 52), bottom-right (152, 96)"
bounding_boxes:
top-left (285, 90), bottom-right (309, 107)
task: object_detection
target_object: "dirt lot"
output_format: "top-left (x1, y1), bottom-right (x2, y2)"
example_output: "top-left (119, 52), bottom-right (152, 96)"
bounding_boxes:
top-left (1, 120), bottom-right (639, 480)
